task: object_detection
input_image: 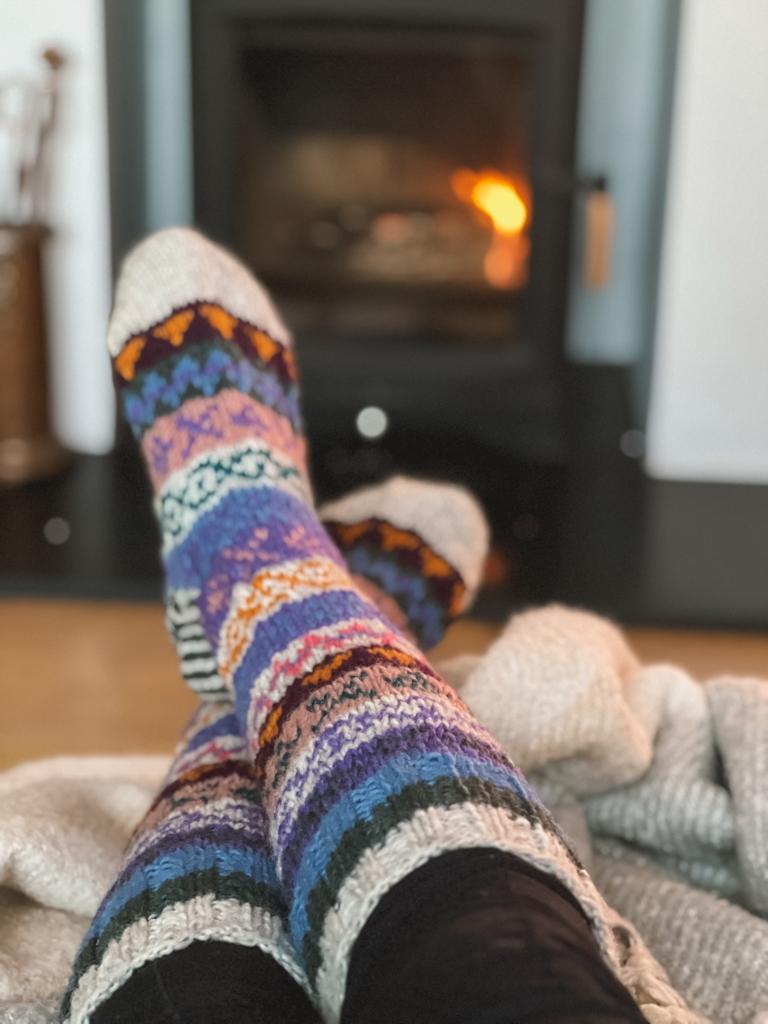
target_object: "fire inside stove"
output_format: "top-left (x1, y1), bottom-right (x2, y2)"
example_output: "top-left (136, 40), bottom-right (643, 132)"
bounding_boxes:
top-left (309, 164), bottom-right (531, 292)
top-left (237, 28), bottom-right (533, 341)
top-left (451, 168), bottom-right (530, 290)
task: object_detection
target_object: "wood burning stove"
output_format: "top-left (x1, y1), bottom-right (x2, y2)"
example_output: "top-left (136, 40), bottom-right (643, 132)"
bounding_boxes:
top-left (191, 0), bottom-right (585, 520)
top-left (234, 26), bottom-right (534, 338)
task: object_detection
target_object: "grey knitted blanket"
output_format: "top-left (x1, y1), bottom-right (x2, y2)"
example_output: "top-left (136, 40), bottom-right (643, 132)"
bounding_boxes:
top-left (454, 605), bottom-right (768, 1024)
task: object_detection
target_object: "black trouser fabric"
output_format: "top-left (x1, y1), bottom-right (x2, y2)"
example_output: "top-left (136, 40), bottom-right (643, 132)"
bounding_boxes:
top-left (92, 850), bottom-right (645, 1024)
top-left (90, 941), bottom-right (321, 1024)
top-left (342, 848), bottom-right (646, 1024)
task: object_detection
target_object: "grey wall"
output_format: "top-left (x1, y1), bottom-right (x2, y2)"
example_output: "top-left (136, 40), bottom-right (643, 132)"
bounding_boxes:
top-left (567, 0), bottom-right (680, 388)
top-left (646, 0), bottom-right (768, 482)
top-left (143, 0), bottom-right (194, 231)
top-left (105, 0), bottom-right (193, 267)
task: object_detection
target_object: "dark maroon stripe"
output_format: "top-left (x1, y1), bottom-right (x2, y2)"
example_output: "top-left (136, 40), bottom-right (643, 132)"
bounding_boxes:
top-left (253, 645), bottom-right (447, 775)
top-left (323, 518), bottom-right (465, 611)
top-left (113, 303), bottom-right (295, 389)
top-left (149, 759), bottom-right (253, 811)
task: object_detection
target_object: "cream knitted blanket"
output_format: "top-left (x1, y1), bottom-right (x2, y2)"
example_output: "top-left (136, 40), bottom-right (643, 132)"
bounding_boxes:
top-left (1, 606), bottom-right (766, 1023)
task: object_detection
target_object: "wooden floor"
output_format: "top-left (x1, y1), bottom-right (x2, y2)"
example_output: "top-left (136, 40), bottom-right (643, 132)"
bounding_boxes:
top-left (1, 599), bottom-right (767, 772)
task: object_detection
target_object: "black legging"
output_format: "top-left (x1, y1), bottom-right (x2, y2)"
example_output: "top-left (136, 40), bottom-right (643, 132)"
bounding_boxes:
top-left (94, 849), bottom-right (643, 1024)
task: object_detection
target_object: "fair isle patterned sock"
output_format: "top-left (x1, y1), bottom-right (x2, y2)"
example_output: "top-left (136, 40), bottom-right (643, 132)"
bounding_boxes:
top-left (107, 228), bottom-right (634, 1022)
top-left (168, 475), bottom-right (489, 697)
top-left (60, 703), bottom-right (316, 1024)
top-left (321, 475), bottom-right (489, 650)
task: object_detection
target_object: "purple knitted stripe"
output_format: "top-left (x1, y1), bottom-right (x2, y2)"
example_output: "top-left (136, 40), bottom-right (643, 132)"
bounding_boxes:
top-left (277, 720), bottom-right (518, 888)
top-left (163, 488), bottom-right (345, 639)
top-left (272, 685), bottom-right (492, 818)
top-left (183, 710), bottom-right (243, 751)
top-left (134, 811), bottom-right (272, 861)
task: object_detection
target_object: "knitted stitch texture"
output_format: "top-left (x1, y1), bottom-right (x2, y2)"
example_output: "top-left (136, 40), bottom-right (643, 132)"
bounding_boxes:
top-left (0, 757), bottom-right (166, 1024)
top-left (63, 481), bottom-right (487, 1013)
top-left (459, 605), bottom-right (655, 794)
top-left (60, 703), bottom-right (305, 1023)
top-left (321, 475), bottom-right (489, 650)
top-left (7, 468), bottom-right (486, 1024)
top-left (168, 475), bottom-right (490, 698)
top-left (7, 605), bottom-right (738, 1022)
top-left (592, 841), bottom-right (768, 1024)
top-left (100, 227), bottom-right (635, 1022)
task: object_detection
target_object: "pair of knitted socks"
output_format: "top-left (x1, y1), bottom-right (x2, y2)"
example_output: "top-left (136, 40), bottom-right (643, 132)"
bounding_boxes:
top-left (62, 229), bottom-right (645, 1024)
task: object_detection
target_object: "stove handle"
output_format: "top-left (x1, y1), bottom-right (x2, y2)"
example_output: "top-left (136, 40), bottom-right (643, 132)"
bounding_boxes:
top-left (538, 172), bottom-right (614, 290)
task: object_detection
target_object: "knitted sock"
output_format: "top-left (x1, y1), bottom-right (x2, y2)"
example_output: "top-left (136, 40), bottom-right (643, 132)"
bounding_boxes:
top-left (65, 483), bottom-right (487, 1024)
top-left (60, 703), bottom-right (320, 1024)
top-left (108, 227), bottom-right (639, 1022)
top-left (168, 474), bottom-right (488, 699)
top-left (321, 475), bottom-right (489, 650)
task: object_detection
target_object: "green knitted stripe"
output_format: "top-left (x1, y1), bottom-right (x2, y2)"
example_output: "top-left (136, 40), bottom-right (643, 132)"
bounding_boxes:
top-left (72, 870), bottom-right (282, 983)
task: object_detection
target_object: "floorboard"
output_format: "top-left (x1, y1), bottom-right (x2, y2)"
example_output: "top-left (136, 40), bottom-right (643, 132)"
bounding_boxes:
top-left (1, 599), bottom-right (766, 771)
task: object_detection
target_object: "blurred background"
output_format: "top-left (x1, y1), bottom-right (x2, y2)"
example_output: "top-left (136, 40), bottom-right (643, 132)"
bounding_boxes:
top-left (1, 0), bottom-right (766, 665)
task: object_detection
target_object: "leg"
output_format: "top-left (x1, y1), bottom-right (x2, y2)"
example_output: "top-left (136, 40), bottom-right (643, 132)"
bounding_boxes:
top-left (168, 473), bottom-right (490, 700)
top-left (89, 942), bottom-right (316, 1024)
top-left (108, 228), bottom-right (645, 1023)
top-left (344, 849), bottom-right (645, 1024)
top-left (64, 476), bottom-right (480, 1024)
top-left (321, 474), bottom-right (489, 650)
top-left (61, 703), bottom-right (319, 1024)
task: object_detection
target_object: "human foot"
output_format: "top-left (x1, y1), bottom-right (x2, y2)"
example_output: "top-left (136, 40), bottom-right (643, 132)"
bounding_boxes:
top-left (61, 703), bottom-right (320, 1024)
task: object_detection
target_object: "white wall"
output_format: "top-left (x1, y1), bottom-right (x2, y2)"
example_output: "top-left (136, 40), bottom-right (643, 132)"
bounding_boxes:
top-left (1, 0), bottom-right (114, 453)
top-left (646, 0), bottom-right (768, 482)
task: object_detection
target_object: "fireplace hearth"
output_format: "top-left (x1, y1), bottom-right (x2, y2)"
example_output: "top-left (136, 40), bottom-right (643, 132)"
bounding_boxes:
top-left (191, 0), bottom-right (585, 571)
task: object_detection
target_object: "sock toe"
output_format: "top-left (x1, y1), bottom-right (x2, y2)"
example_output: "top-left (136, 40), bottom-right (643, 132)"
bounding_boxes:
top-left (321, 475), bottom-right (489, 618)
top-left (107, 227), bottom-right (291, 357)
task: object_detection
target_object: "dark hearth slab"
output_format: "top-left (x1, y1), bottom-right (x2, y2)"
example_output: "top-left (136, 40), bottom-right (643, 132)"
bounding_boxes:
top-left (1, 368), bottom-right (766, 630)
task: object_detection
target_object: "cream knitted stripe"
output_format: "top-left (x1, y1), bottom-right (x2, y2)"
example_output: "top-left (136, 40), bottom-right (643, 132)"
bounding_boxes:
top-left (311, 801), bottom-right (618, 1022)
top-left (64, 895), bottom-right (306, 1024)
top-left (129, 794), bottom-right (260, 861)
top-left (156, 439), bottom-right (310, 555)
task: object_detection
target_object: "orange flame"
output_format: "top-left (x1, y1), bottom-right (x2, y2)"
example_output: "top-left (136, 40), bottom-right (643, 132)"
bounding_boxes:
top-left (451, 168), bottom-right (530, 289)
